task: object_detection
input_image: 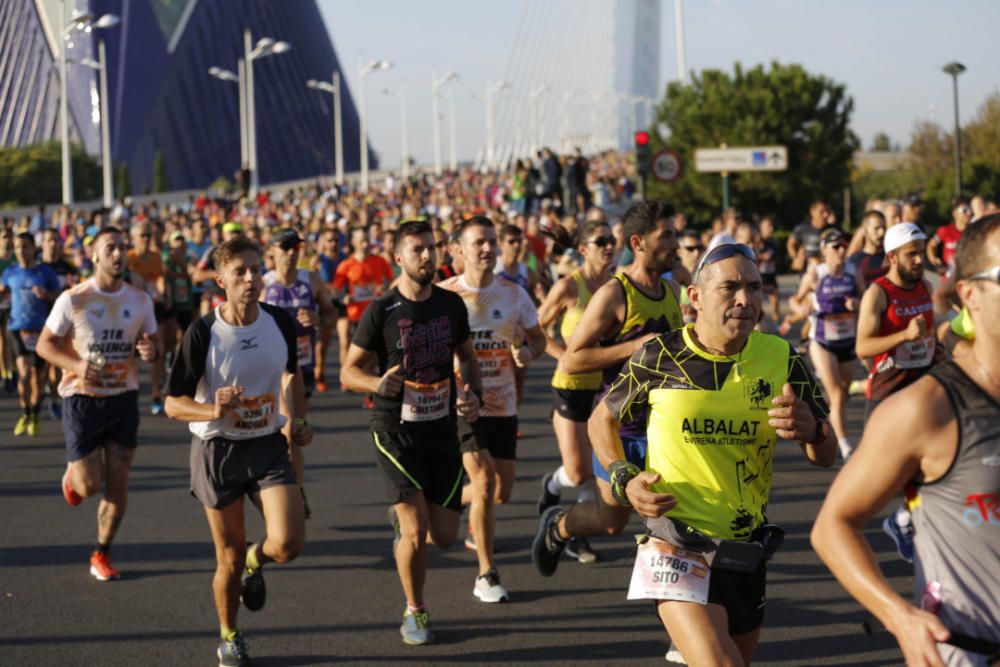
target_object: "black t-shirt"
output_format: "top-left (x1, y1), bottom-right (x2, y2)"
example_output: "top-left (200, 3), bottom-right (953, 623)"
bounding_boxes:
top-left (43, 258), bottom-right (79, 291)
top-left (792, 222), bottom-right (835, 256)
top-left (352, 285), bottom-right (470, 433)
top-left (845, 250), bottom-right (887, 286)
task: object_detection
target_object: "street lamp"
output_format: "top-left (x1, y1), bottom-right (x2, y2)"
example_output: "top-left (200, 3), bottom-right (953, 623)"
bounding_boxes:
top-left (485, 80), bottom-right (511, 172)
top-left (244, 29), bottom-right (291, 197)
top-left (59, 5), bottom-right (119, 205)
top-left (307, 73), bottom-right (344, 185)
top-left (382, 84), bottom-right (410, 179)
top-left (943, 61), bottom-right (966, 198)
top-left (431, 69), bottom-right (458, 176)
top-left (208, 64), bottom-right (248, 173)
top-left (358, 58), bottom-right (392, 191)
top-left (76, 43), bottom-right (113, 207)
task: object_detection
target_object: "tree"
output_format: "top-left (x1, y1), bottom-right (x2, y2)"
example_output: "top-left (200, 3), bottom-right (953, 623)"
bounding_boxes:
top-left (116, 162), bottom-right (132, 199)
top-left (871, 132), bottom-right (892, 152)
top-left (153, 151), bottom-right (168, 193)
top-left (647, 61), bottom-right (859, 229)
top-left (0, 141), bottom-right (101, 207)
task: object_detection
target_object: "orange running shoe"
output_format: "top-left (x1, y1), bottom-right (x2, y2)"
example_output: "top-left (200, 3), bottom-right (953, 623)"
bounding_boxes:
top-left (363, 395), bottom-right (375, 410)
top-left (89, 551), bottom-right (121, 581)
top-left (62, 465), bottom-right (82, 507)
top-left (315, 378), bottom-right (329, 394)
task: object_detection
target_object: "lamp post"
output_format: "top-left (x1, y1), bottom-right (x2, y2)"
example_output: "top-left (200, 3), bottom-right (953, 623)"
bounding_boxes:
top-left (430, 69), bottom-right (458, 176)
top-left (59, 6), bottom-right (119, 205)
top-left (358, 58), bottom-right (392, 191)
top-left (208, 64), bottom-right (247, 174)
top-left (77, 41), bottom-right (113, 207)
top-left (307, 72), bottom-right (344, 185)
top-left (485, 80), bottom-right (510, 172)
top-left (943, 61), bottom-right (966, 198)
top-left (244, 29), bottom-right (291, 197)
top-left (382, 83), bottom-right (410, 179)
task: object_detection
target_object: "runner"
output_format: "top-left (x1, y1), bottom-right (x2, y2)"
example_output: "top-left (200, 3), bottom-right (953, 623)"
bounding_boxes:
top-left (164, 236), bottom-right (310, 667)
top-left (162, 231), bottom-right (196, 359)
top-left (340, 219), bottom-right (483, 645)
top-left (35, 227), bottom-right (161, 579)
top-left (1, 233), bottom-right (60, 435)
top-left (855, 222), bottom-right (937, 563)
top-left (310, 227), bottom-right (345, 392)
top-left (261, 228), bottom-right (337, 517)
top-left (791, 228), bottom-right (864, 459)
top-left (845, 210), bottom-right (888, 286)
top-left (535, 218), bottom-right (615, 564)
top-left (192, 221), bottom-right (245, 315)
top-left (812, 213), bottom-right (1000, 667)
top-left (531, 199), bottom-right (683, 577)
top-left (439, 216), bottom-right (546, 601)
top-left (0, 226), bottom-right (14, 391)
top-left (598, 241), bottom-right (835, 666)
top-left (756, 216), bottom-right (780, 324)
top-left (40, 228), bottom-right (80, 419)
top-left (127, 221), bottom-right (168, 415)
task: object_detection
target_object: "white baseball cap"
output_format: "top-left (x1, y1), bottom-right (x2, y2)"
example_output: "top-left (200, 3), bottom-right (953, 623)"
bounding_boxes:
top-left (884, 222), bottom-right (927, 253)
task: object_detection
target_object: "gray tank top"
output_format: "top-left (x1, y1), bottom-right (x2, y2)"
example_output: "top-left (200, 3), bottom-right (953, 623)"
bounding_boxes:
top-left (912, 361), bottom-right (1000, 665)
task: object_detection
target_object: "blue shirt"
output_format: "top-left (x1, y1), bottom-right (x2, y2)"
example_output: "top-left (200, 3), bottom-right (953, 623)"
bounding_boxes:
top-left (2, 264), bottom-right (60, 331)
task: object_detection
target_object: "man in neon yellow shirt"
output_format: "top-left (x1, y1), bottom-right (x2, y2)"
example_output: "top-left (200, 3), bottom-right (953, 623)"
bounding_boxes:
top-left (591, 243), bottom-right (837, 665)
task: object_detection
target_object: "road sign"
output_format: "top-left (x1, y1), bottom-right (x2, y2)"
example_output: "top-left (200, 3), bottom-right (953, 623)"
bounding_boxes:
top-left (652, 149), bottom-right (682, 183)
top-left (694, 146), bottom-right (787, 172)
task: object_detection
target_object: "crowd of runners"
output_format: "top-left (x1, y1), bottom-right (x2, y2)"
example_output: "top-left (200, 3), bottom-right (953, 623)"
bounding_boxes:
top-left (1, 151), bottom-right (998, 666)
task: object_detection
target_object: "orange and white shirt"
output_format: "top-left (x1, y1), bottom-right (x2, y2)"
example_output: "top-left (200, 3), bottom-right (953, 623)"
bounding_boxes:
top-left (438, 274), bottom-right (537, 417)
top-left (44, 279), bottom-right (157, 398)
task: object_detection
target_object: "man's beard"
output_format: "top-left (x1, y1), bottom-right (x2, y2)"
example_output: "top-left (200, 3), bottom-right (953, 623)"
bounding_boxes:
top-left (899, 263), bottom-right (923, 285)
top-left (406, 267), bottom-right (434, 287)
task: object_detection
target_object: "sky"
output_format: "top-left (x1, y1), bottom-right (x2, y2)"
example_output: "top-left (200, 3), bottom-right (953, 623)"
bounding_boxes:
top-left (319, 0), bottom-right (1000, 169)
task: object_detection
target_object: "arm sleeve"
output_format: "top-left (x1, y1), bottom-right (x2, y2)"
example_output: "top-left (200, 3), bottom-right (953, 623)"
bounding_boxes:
top-left (351, 299), bottom-right (382, 351)
top-left (786, 344), bottom-right (830, 421)
top-left (44, 291), bottom-right (73, 336)
top-left (167, 317), bottom-right (210, 397)
top-left (602, 340), bottom-right (658, 424)
top-left (261, 302), bottom-right (298, 374)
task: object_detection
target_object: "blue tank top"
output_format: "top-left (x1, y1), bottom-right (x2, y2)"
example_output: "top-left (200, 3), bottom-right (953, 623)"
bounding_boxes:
top-left (810, 264), bottom-right (859, 348)
top-left (262, 269), bottom-right (317, 372)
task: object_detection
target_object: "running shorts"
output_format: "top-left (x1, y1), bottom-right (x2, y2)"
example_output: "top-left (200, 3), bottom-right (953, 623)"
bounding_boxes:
top-left (372, 429), bottom-right (463, 511)
top-left (62, 390), bottom-right (140, 461)
top-left (707, 561), bottom-right (767, 635)
top-left (7, 329), bottom-right (45, 368)
top-left (593, 433), bottom-right (647, 483)
top-left (551, 387), bottom-right (598, 423)
top-left (189, 430), bottom-right (297, 509)
top-left (814, 339), bottom-right (857, 363)
top-left (458, 415), bottom-right (518, 460)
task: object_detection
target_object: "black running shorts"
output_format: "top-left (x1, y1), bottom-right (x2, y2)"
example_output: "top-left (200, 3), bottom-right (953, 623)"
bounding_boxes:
top-left (189, 430), bottom-right (297, 509)
top-left (458, 415), bottom-right (518, 460)
top-left (707, 562), bottom-right (767, 636)
top-left (551, 387), bottom-right (598, 423)
top-left (814, 339), bottom-right (857, 364)
top-left (373, 429), bottom-right (463, 511)
top-left (7, 329), bottom-right (45, 369)
top-left (62, 391), bottom-right (140, 461)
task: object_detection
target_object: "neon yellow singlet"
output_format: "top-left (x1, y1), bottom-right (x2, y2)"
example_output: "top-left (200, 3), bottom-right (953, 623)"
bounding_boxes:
top-left (610, 273), bottom-right (683, 345)
top-left (604, 324), bottom-right (828, 540)
top-left (552, 270), bottom-right (603, 390)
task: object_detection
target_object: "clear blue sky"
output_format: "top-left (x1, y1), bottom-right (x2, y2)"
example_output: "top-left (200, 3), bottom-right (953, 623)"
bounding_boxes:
top-left (320, 0), bottom-right (1000, 168)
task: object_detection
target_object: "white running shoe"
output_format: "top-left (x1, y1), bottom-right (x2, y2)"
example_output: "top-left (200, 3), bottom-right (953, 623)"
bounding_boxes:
top-left (473, 567), bottom-right (510, 603)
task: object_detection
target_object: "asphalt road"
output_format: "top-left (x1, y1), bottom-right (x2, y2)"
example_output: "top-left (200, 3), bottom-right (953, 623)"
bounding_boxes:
top-left (0, 307), bottom-right (912, 666)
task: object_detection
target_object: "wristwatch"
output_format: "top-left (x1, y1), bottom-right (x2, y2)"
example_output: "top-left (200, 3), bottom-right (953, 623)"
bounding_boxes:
top-left (608, 460), bottom-right (641, 506)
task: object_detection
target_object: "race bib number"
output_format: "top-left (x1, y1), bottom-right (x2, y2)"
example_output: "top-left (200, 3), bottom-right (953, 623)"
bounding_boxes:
top-left (229, 393), bottom-right (277, 437)
top-left (822, 311), bottom-right (857, 341)
top-left (174, 279), bottom-right (190, 304)
top-left (894, 334), bottom-right (934, 369)
top-left (350, 284), bottom-right (375, 301)
top-left (296, 335), bottom-right (314, 367)
top-left (90, 361), bottom-right (130, 393)
top-left (18, 331), bottom-right (39, 352)
top-left (401, 379), bottom-right (450, 423)
top-left (476, 348), bottom-right (512, 389)
top-left (627, 537), bottom-right (711, 604)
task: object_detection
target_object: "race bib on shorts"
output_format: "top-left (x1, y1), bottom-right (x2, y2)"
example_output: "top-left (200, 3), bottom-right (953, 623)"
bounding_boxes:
top-left (822, 312), bottom-right (857, 342)
top-left (228, 393), bottom-right (277, 437)
top-left (18, 331), bottom-right (39, 352)
top-left (296, 335), bottom-right (314, 367)
top-left (627, 537), bottom-right (711, 604)
top-left (401, 379), bottom-right (450, 423)
top-left (894, 335), bottom-right (934, 369)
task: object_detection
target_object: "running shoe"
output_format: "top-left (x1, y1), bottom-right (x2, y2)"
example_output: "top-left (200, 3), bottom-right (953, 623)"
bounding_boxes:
top-left (388, 506), bottom-right (401, 551)
top-left (315, 377), bottom-right (328, 394)
top-left (400, 608), bottom-right (434, 645)
top-left (26, 414), bottom-right (39, 437)
top-left (241, 543), bottom-right (266, 611)
top-left (882, 512), bottom-right (915, 564)
top-left (151, 396), bottom-right (164, 416)
top-left (665, 643), bottom-right (687, 664)
top-left (49, 399), bottom-right (61, 420)
top-left (13, 414), bottom-right (28, 436)
top-left (848, 379), bottom-right (866, 396)
top-left (565, 537), bottom-right (598, 564)
top-left (464, 524), bottom-right (476, 551)
top-left (473, 567), bottom-right (510, 603)
top-left (532, 506), bottom-right (567, 577)
top-left (89, 550), bottom-right (121, 581)
top-left (217, 631), bottom-right (251, 667)
top-left (536, 471), bottom-right (560, 515)
top-left (363, 395), bottom-right (375, 410)
top-left (62, 465), bottom-right (82, 507)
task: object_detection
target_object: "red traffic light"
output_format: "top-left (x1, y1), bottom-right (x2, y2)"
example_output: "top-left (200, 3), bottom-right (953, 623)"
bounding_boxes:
top-left (634, 131), bottom-right (650, 146)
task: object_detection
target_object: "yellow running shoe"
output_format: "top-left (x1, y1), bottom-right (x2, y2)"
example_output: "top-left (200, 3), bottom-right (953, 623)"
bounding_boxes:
top-left (13, 415), bottom-right (28, 436)
top-left (26, 414), bottom-right (40, 436)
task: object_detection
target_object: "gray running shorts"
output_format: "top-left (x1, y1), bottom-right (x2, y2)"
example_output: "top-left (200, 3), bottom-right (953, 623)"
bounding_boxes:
top-left (189, 430), bottom-right (297, 509)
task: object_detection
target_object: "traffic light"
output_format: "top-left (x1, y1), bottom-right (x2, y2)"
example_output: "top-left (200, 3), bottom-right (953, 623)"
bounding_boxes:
top-left (635, 130), bottom-right (651, 178)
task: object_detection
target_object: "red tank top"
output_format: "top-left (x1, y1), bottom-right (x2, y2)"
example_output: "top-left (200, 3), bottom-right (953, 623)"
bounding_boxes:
top-left (867, 276), bottom-right (935, 401)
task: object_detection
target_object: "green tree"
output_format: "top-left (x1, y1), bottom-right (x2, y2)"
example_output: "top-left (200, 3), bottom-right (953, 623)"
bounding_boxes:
top-left (871, 132), bottom-right (892, 152)
top-left (0, 141), bottom-right (101, 207)
top-left (647, 61), bottom-right (859, 229)
top-left (153, 151), bottom-right (168, 193)
top-left (116, 162), bottom-right (132, 199)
